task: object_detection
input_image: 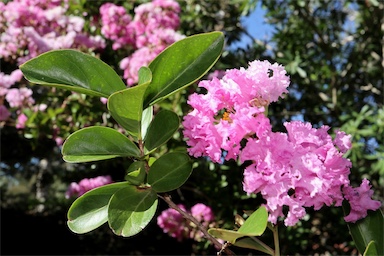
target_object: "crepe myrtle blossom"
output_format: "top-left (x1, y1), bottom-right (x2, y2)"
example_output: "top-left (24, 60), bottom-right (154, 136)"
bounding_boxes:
top-left (183, 60), bottom-right (289, 162)
top-left (65, 175), bottom-right (113, 198)
top-left (183, 60), bottom-right (381, 226)
top-left (157, 203), bottom-right (216, 242)
top-left (240, 121), bottom-right (380, 226)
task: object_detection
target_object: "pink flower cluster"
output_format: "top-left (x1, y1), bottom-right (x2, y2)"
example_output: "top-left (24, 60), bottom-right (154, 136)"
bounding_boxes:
top-left (0, 0), bottom-right (105, 65)
top-left (0, 0), bottom-right (105, 132)
top-left (183, 60), bottom-right (289, 163)
top-left (65, 175), bottom-right (113, 199)
top-left (100, 0), bottom-right (184, 85)
top-left (182, 60), bottom-right (381, 226)
top-left (157, 203), bottom-right (215, 241)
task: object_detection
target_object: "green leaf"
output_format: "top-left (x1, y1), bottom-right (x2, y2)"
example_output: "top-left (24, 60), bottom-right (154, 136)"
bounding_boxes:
top-left (138, 66), bottom-right (152, 85)
top-left (363, 241), bottom-right (378, 256)
top-left (144, 109), bottom-right (180, 153)
top-left (62, 126), bottom-right (140, 163)
top-left (143, 31), bottom-right (224, 107)
top-left (19, 49), bottom-right (126, 97)
top-left (233, 237), bottom-right (274, 255)
top-left (108, 185), bottom-right (158, 237)
top-left (141, 106), bottom-right (153, 139)
top-left (209, 206), bottom-right (269, 245)
top-left (67, 182), bottom-right (130, 234)
top-left (208, 228), bottom-right (247, 244)
top-left (237, 206), bottom-right (268, 236)
top-left (125, 161), bottom-right (147, 185)
top-left (147, 152), bottom-right (192, 193)
top-left (344, 204), bottom-right (384, 255)
top-left (108, 83), bottom-right (150, 139)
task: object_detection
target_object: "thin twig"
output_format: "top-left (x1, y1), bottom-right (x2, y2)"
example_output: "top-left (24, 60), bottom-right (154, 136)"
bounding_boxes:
top-left (159, 194), bottom-right (236, 256)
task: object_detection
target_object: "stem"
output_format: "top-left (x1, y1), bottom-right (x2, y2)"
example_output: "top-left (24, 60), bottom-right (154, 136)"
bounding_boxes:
top-left (272, 224), bottom-right (280, 256)
top-left (159, 194), bottom-right (236, 256)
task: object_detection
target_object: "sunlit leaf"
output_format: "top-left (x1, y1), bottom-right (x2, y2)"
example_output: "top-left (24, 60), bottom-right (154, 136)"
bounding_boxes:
top-left (143, 31), bottom-right (224, 107)
top-left (144, 109), bottom-right (179, 153)
top-left (108, 185), bottom-right (158, 237)
top-left (67, 182), bottom-right (129, 234)
top-left (62, 126), bottom-right (140, 163)
top-left (147, 152), bottom-right (192, 193)
top-left (20, 49), bottom-right (126, 97)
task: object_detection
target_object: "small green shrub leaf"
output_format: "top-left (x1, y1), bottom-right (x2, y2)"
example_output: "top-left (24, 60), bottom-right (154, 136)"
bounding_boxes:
top-left (143, 31), bottom-right (224, 107)
top-left (345, 205), bottom-right (384, 255)
top-left (233, 237), bottom-right (274, 255)
top-left (62, 126), bottom-right (140, 163)
top-left (237, 206), bottom-right (268, 236)
top-left (67, 182), bottom-right (130, 234)
top-left (144, 109), bottom-right (179, 153)
top-left (108, 185), bottom-right (158, 237)
top-left (108, 83), bottom-right (149, 139)
top-left (125, 161), bottom-right (147, 185)
top-left (147, 152), bottom-right (192, 193)
top-left (20, 49), bottom-right (126, 97)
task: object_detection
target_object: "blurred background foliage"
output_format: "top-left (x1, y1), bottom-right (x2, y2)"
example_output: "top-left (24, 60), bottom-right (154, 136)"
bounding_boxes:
top-left (1, 0), bottom-right (383, 255)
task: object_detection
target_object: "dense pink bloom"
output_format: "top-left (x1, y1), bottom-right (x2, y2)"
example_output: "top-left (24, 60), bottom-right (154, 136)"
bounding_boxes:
top-left (183, 60), bottom-right (289, 162)
top-left (183, 60), bottom-right (381, 226)
top-left (343, 179), bottom-right (381, 223)
top-left (241, 121), bottom-right (354, 226)
top-left (65, 175), bottom-right (113, 198)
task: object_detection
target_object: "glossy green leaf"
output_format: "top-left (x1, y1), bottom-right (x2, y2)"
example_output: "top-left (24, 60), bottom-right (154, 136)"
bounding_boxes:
top-left (345, 207), bottom-right (384, 255)
top-left (237, 206), bottom-right (268, 236)
top-left (62, 126), bottom-right (140, 163)
top-left (19, 49), bottom-right (126, 97)
top-left (125, 161), bottom-right (147, 185)
top-left (363, 241), bottom-right (378, 256)
top-left (233, 237), bottom-right (274, 255)
top-left (138, 66), bottom-right (152, 85)
top-left (67, 182), bottom-right (130, 234)
top-left (143, 31), bottom-right (224, 107)
top-left (108, 185), bottom-right (158, 237)
top-left (144, 109), bottom-right (180, 153)
top-left (108, 82), bottom-right (149, 139)
top-left (208, 228), bottom-right (247, 244)
top-left (141, 106), bottom-right (153, 139)
top-left (147, 152), bottom-right (192, 193)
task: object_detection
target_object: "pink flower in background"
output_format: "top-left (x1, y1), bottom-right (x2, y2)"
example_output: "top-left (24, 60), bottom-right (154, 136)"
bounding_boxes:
top-left (343, 179), bottom-right (381, 223)
top-left (100, 0), bottom-right (183, 86)
top-left (99, 3), bottom-right (135, 50)
top-left (157, 203), bottom-right (216, 242)
top-left (65, 175), bottom-right (113, 198)
top-left (5, 87), bottom-right (34, 108)
top-left (0, 105), bottom-right (11, 121)
top-left (157, 204), bottom-right (188, 241)
top-left (191, 203), bottom-right (215, 223)
top-left (15, 112), bottom-right (27, 129)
